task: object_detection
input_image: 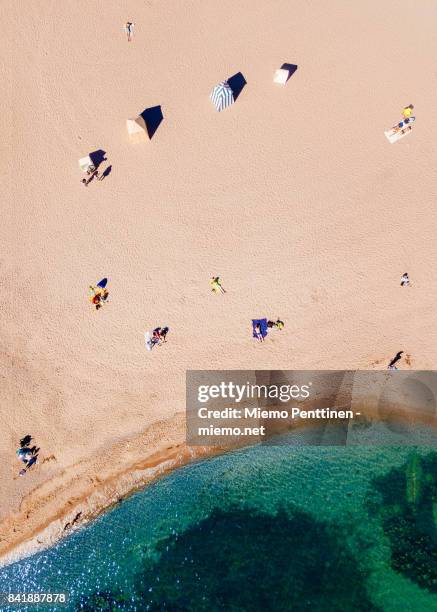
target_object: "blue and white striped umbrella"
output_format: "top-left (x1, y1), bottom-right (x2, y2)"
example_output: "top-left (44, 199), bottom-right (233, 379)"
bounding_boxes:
top-left (210, 81), bottom-right (234, 112)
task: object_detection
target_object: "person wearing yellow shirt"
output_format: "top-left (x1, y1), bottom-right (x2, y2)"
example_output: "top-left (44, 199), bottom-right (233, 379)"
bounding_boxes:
top-left (210, 276), bottom-right (226, 294)
top-left (402, 104), bottom-right (414, 119)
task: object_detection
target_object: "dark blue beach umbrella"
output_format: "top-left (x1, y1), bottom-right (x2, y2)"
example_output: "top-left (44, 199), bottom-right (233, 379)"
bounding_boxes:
top-left (97, 278), bottom-right (108, 289)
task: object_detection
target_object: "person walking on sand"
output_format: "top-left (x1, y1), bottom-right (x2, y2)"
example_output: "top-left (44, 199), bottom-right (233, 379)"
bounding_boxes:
top-left (388, 351), bottom-right (404, 369)
top-left (125, 22), bottom-right (134, 42)
top-left (400, 273), bottom-right (410, 287)
top-left (210, 276), bottom-right (226, 294)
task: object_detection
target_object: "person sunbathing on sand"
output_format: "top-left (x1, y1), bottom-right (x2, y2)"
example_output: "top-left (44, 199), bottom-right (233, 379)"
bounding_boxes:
top-left (82, 169), bottom-right (99, 186)
top-left (210, 276), bottom-right (226, 294)
top-left (254, 324), bottom-right (264, 342)
top-left (151, 326), bottom-right (169, 346)
top-left (19, 455), bottom-right (38, 476)
top-left (267, 319), bottom-right (284, 330)
top-left (400, 273), bottom-right (410, 287)
top-left (89, 285), bottom-right (108, 310)
top-left (392, 117), bottom-right (414, 134)
top-left (402, 104), bottom-right (414, 119)
top-left (152, 328), bottom-right (162, 345)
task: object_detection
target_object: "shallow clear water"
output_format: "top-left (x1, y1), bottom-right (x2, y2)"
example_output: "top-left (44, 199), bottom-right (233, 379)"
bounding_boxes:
top-left (2, 440), bottom-right (437, 611)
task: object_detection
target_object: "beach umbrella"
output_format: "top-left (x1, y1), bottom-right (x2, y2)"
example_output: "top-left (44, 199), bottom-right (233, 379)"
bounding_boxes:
top-left (79, 156), bottom-right (94, 173)
top-left (126, 116), bottom-right (148, 141)
top-left (97, 278), bottom-right (108, 289)
top-left (210, 81), bottom-right (234, 112)
top-left (274, 69), bottom-right (289, 85)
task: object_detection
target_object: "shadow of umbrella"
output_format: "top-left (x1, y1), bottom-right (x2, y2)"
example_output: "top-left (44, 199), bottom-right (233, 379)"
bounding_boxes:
top-left (89, 149), bottom-right (107, 168)
top-left (227, 72), bottom-right (247, 101)
top-left (280, 63), bottom-right (298, 82)
top-left (140, 106), bottom-right (164, 139)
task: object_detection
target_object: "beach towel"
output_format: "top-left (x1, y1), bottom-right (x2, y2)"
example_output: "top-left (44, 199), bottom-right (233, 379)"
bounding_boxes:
top-left (252, 318), bottom-right (268, 338)
top-left (144, 331), bottom-right (152, 351)
top-left (97, 278), bottom-right (108, 289)
top-left (384, 117), bottom-right (415, 144)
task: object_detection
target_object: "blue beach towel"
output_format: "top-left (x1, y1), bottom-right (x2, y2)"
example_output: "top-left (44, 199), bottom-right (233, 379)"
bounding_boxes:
top-left (252, 318), bottom-right (268, 338)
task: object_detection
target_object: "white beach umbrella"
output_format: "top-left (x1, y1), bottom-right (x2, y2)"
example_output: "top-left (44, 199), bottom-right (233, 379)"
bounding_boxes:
top-left (126, 116), bottom-right (148, 141)
top-left (79, 156), bottom-right (93, 173)
top-left (210, 81), bottom-right (234, 112)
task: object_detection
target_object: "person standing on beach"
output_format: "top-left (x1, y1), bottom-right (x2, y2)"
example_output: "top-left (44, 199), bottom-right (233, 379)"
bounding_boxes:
top-left (125, 22), bottom-right (134, 42)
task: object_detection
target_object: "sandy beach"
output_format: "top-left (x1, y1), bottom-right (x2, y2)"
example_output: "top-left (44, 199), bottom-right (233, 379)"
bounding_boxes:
top-left (2, 0), bottom-right (437, 563)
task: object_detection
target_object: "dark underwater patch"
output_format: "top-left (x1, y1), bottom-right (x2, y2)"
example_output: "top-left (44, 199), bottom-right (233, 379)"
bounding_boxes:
top-left (77, 505), bottom-right (379, 611)
top-left (370, 452), bottom-right (437, 592)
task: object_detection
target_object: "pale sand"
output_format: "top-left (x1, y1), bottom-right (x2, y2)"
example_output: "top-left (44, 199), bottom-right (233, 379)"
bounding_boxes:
top-left (2, 0), bottom-right (437, 562)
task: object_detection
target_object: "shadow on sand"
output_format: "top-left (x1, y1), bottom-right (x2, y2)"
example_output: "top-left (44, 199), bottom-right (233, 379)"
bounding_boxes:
top-left (228, 72), bottom-right (247, 101)
top-left (281, 63), bottom-right (298, 82)
top-left (140, 106), bottom-right (164, 139)
top-left (89, 149), bottom-right (107, 168)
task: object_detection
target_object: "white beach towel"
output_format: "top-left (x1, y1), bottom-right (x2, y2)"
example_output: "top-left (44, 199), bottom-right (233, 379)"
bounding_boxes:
top-left (384, 127), bottom-right (413, 143)
top-left (144, 330), bottom-right (152, 351)
top-left (384, 117), bottom-right (415, 143)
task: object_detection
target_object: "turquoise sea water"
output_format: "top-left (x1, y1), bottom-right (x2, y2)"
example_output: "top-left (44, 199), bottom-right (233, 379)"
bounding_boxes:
top-left (2, 439), bottom-right (437, 611)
